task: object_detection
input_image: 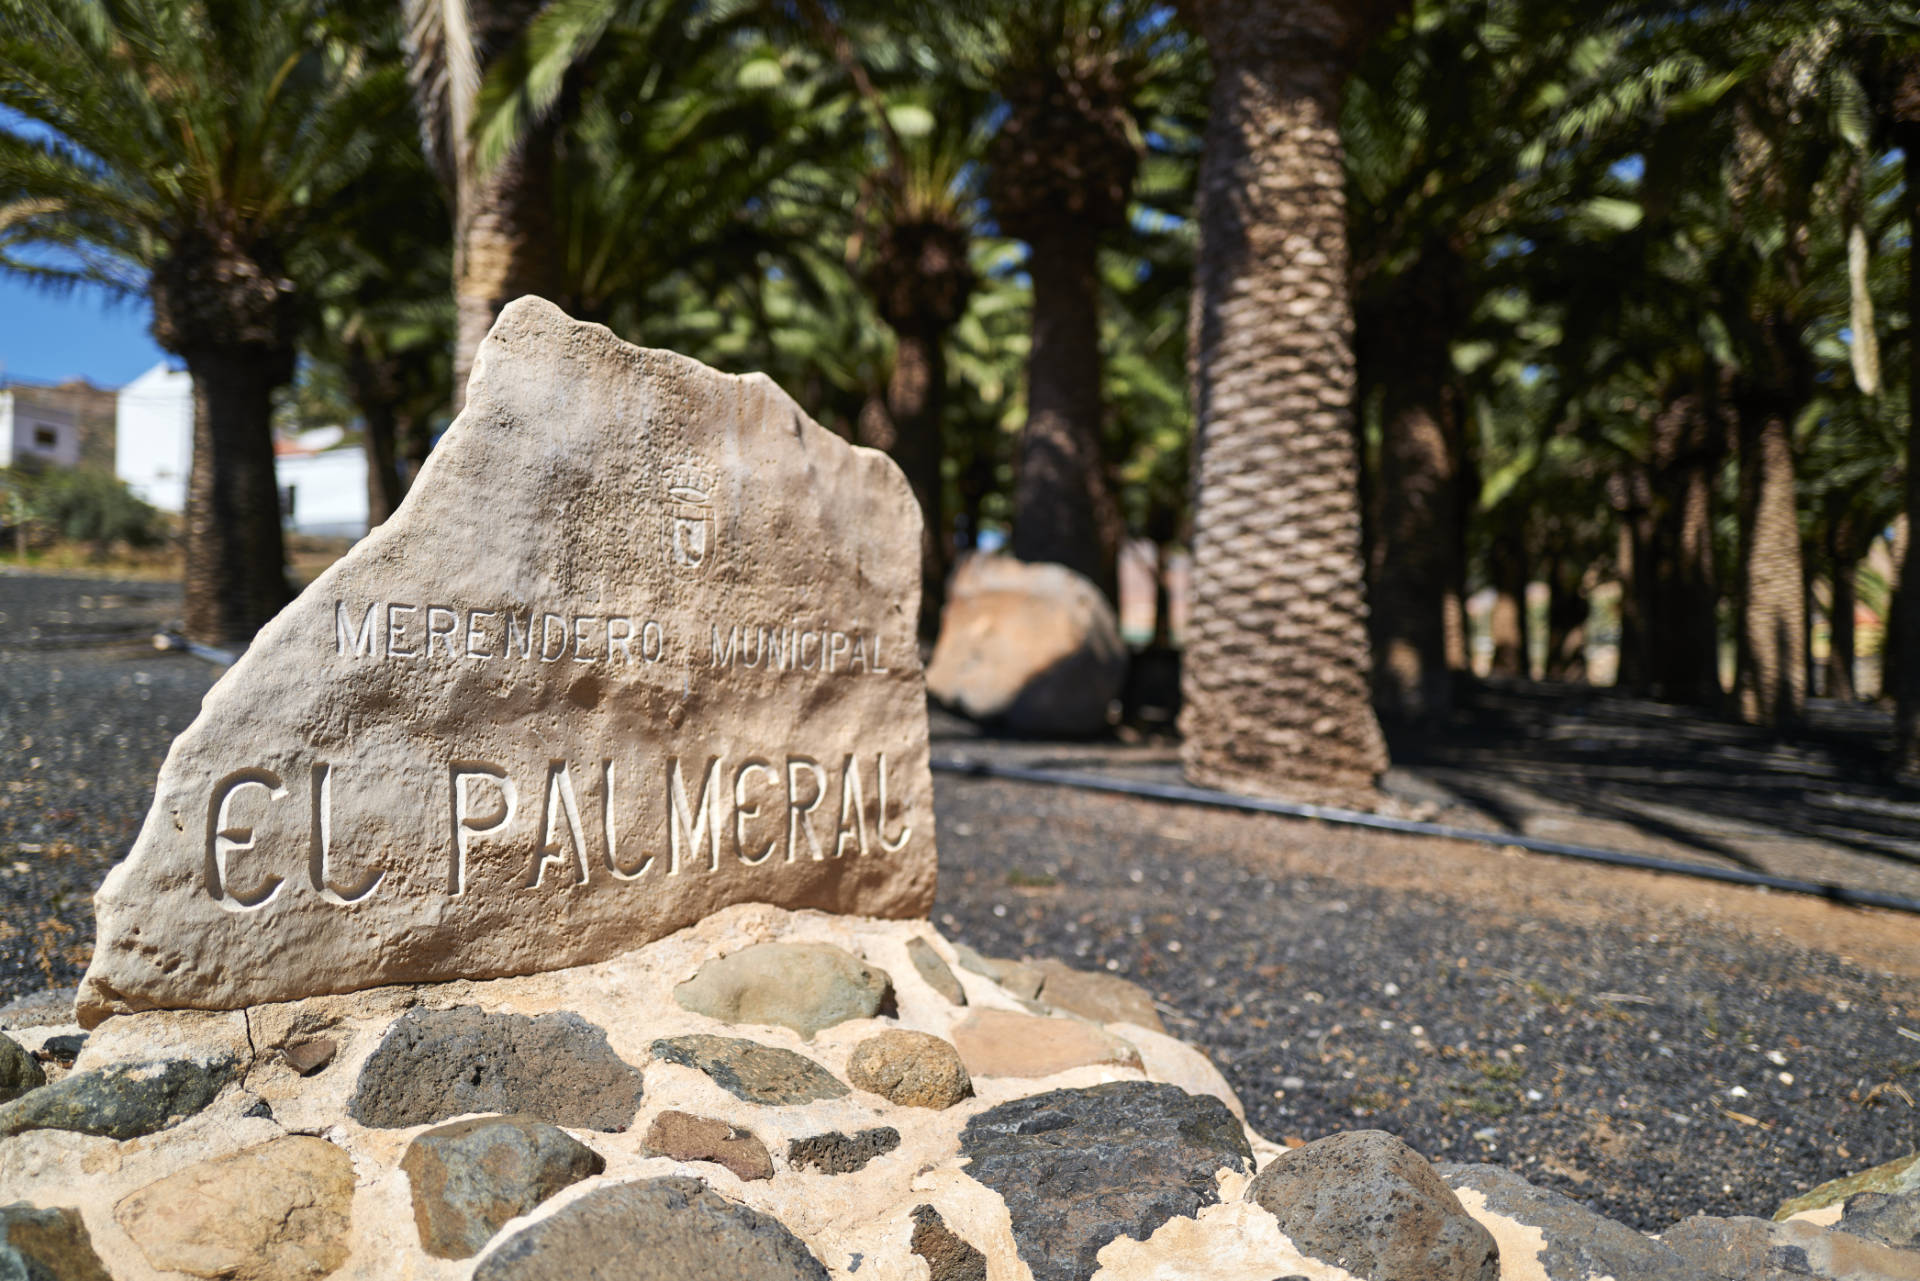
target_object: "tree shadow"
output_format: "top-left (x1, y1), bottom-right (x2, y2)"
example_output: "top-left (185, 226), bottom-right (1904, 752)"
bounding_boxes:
top-left (1387, 678), bottom-right (1920, 876)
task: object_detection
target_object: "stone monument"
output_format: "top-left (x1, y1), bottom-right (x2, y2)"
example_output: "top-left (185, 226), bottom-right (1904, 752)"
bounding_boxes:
top-left (5, 302), bottom-right (1807, 1281)
top-left (77, 296), bottom-right (936, 1024)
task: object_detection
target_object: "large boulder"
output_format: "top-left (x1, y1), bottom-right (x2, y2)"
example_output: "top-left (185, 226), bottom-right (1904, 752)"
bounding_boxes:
top-left (925, 557), bottom-right (1126, 737)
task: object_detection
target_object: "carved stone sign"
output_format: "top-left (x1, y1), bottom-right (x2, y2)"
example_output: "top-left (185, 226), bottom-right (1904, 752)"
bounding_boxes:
top-left (77, 298), bottom-right (936, 1025)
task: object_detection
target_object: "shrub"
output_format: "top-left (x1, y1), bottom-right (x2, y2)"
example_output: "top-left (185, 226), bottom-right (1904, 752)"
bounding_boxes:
top-left (12, 468), bottom-right (164, 555)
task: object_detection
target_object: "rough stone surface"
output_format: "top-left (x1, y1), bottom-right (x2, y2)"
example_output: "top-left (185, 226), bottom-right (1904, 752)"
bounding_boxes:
top-left (401, 1114), bottom-right (606, 1259)
top-left (958, 1080), bottom-right (1252, 1281)
top-left (911, 1203), bottom-right (987, 1281)
top-left (643, 1109), bottom-right (773, 1182)
top-left (672, 942), bottom-right (891, 1039)
top-left (0, 1055), bottom-right (230, 1140)
top-left (1247, 1130), bottom-right (1499, 1281)
top-left (950, 1008), bottom-right (1142, 1079)
top-left (925, 556), bottom-right (1126, 736)
top-left (282, 1036), bottom-right (336, 1075)
top-left (1440, 1162), bottom-right (1690, 1281)
top-left (471, 1176), bottom-right (829, 1281)
top-left (906, 936), bottom-right (966, 1006)
top-left (846, 1030), bottom-right (971, 1108)
top-left (114, 1136), bottom-right (354, 1280)
top-left (0, 1033), bottom-right (44, 1102)
top-left (1840, 1190), bottom-right (1920, 1248)
top-left (787, 1126), bottom-right (901, 1175)
top-left (649, 1034), bottom-right (847, 1105)
top-left (1663, 1214), bottom-right (1920, 1281)
top-left (0, 1202), bottom-right (113, 1281)
top-left (1031, 959), bottom-right (1164, 1033)
top-left (349, 1005), bottom-right (643, 1130)
top-left (77, 296), bottom-right (937, 1026)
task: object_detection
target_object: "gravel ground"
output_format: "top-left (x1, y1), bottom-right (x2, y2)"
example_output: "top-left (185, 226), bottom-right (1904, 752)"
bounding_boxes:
top-left (3, 571), bottom-right (1917, 1233)
top-left (930, 768), bottom-right (1920, 1232)
top-left (0, 573), bottom-right (209, 998)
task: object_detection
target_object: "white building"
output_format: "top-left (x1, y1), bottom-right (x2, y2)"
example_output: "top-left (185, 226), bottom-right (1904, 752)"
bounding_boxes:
top-left (113, 362), bottom-right (370, 537)
top-left (0, 388), bottom-right (83, 470)
top-left (276, 430), bottom-right (369, 539)
top-left (114, 362), bottom-right (194, 511)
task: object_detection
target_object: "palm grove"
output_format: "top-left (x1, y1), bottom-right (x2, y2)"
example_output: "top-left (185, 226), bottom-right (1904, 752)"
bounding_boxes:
top-left (3, 0), bottom-right (1918, 799)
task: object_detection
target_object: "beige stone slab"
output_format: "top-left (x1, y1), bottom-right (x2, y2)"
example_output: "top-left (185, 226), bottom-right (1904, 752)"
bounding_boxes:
top-left (78, 298), bottom-right (936, 1025)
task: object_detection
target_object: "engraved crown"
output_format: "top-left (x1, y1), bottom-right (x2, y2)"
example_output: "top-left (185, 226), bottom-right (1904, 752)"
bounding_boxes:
top-left (666, 462), bottom-right (715, 506)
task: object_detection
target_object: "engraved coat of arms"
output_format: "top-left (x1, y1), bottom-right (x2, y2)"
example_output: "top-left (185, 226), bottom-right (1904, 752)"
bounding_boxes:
top-left (665, 464), bottom-right (715, 571)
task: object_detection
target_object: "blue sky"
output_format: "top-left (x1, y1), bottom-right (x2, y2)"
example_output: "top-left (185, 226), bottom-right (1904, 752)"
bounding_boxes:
top-left (0, 107), bottom-right (172, 387)
top-left (0, 278), bottom-right (171, 387)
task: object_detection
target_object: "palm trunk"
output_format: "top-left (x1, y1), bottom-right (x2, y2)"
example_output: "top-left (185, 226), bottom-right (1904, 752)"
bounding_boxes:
top-left (1647, 391), bottom-right (1724, 707)
top-left (364, 402), bottom-right (404, 529)
top-left (1180, 5), bottom-right (1390, 802)
top-left (1734, 405), bottom-right (1806, 728)
top-left (181, 351), bottom-right (292, 644)
top-left (1613, 498), bottom-right (1653, 692)
top-left (1895, 128), bottom-right (1920, 772)
top-left (1371, 389), bottom-right (1459, 713)
top-left (348, 342), bottom-right (406, 527)
top-left (1012, 230), bottom-right (1121, 599)
top-left (886, 326), bottom-right (949, 641)
top-left (451, 0), bottom-right (557, 417)
top-left (1488, 520), bottom-right (1528, 678)
top-left (1364, 247), bottom-right (1461, 720)
top-left (1544, 555), bottom-right (1587, 681)
top-left (1828, 549), bottom-right (1858, 703)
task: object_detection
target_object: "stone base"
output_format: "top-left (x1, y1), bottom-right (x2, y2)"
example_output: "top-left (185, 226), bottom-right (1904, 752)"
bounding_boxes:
top-left (3, 906), bottom-right (1912, 1280)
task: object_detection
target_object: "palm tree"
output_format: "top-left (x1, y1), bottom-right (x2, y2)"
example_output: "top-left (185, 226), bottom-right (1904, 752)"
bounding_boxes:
top-left (404, 0), bottom-right (560, 407)
top-left (1178, 0), bottom-right (1402, 803)
top-left (788, 1), bottom-right (984, 638)
top-left (0, 0), bottom-right (409, 643)
top-left (982, 1), bottom-right (1193, 599)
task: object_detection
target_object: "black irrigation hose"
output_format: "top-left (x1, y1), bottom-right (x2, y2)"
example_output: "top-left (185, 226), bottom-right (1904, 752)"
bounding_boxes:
top-left (931, 755), bottom-right (1920, 917)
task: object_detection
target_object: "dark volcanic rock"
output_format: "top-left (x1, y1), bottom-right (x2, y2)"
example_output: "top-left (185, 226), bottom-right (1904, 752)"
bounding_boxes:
top-left (906, 938), bottom-right (966, 1006)
top-left (0, 1033), bottom-right (44, 1102)
top-left (35, 1035), bottom-right (84, 1068)
top-left (1440, 1163), bottom-right (1690, 1280)
top-left (787, 1126), bottom-right (901, 1175)
top-left (648, 1034), bottom-right (847, 1105)
top-left (0, 1202), bottom-right (114, 1281)
top-left (401, 1114), bottom-right (606, 1259)
top-left (0, 1056), bottom-right (231, 1140)
top-left (911, 1204), bottom-right (987, 1281)
top-left (1841, 1190), bottom-right (1920, 1249)
top-left (349, 1006), bottom-right (642, 1130)
top-left (958, 1080), bottom-right (1252, 1281)
top-left (642, 1110), bottom-right (773, 1182)
top-left (472, 1176), bottom-right (829, 1280)
top-left (1248, 1131), bottom-right (1498, 1281)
